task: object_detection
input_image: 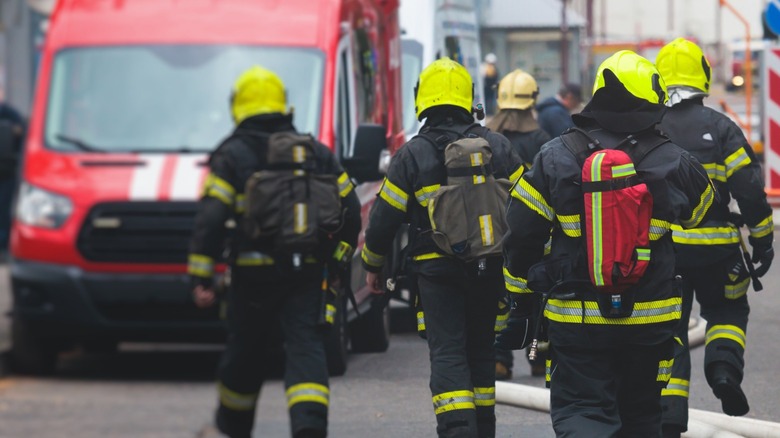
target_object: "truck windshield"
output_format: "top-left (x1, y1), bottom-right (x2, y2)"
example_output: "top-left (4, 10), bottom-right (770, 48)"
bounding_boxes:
top-left (44, 45), bottom-right (324, 153)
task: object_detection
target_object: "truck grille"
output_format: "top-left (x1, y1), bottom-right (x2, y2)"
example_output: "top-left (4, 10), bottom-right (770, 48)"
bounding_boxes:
top-left (78, 202), bottom-right (199, 263)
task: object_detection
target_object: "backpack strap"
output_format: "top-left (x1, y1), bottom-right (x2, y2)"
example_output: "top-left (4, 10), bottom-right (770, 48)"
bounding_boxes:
top-left (560, 126), bottom-right (670, 168)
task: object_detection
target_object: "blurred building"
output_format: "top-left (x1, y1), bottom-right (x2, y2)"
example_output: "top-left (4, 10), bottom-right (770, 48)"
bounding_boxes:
top-left (476, 0), bottom-right (586, 101)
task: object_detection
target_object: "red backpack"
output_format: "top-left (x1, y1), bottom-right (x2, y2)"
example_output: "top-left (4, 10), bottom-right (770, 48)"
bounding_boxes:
top-left (561, 128), bottom-right (668, 317)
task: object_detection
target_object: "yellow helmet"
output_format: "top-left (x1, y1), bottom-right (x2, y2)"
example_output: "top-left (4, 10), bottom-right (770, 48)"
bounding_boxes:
top-left (497, 69), bottom-right (539, 110)
top-left (655, 38), bottom-right (711, 94)
top-left (231, 66), bottom-right (287, 123)
top-left (415, 57), bottom-right (473, 120)
top-left (593, 50), bottom-right (667, 105)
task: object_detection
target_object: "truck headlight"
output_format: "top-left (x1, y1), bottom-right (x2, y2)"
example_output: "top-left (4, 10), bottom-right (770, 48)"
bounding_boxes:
top-left (16, 182), bottom-right (73, 229)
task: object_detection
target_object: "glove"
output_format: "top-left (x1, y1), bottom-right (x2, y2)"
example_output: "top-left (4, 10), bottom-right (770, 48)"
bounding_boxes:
top-left (494, 307), bottom-right (536, 351)
top-left (749, 238), bottom-right (774, 278)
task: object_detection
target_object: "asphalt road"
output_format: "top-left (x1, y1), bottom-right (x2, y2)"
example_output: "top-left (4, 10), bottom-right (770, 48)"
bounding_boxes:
top-left (1, 262), bottom-right (780, 437)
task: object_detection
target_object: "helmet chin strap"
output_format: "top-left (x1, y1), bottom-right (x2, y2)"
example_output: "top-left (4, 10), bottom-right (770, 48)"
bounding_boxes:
top-left (667, 86), bottom-right (708, 107)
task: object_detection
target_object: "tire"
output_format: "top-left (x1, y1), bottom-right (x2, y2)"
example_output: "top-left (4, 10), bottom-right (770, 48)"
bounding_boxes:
top-left (349, 299), bottom-right (390, 353)
top-left (325, 295), bottom-right (349, 376)
top-left (10, 319), bottom-right (59, 375)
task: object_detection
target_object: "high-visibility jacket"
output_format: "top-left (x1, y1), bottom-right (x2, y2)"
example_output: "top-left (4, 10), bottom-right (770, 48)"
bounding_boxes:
top-left (503, 120), bottom-right (715, 347)
top-left (660, 99), bottom-right (773, 266)
top-left (188, 114), bottom-right (361, 287)
top-left (361, 111), bottom-right (524, 275)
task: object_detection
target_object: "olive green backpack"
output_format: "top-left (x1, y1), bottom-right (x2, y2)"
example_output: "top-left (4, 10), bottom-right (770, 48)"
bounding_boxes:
top-left (243, 132), bottom-right (342, 262)
top-left (428, 136), bottom-right (513, 261)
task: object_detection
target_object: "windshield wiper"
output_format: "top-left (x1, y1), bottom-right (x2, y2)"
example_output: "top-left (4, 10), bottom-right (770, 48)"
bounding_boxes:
top-left (126, 146), bottom-right (213, 154)
top-left (55, 134), bottom-right (106, 153)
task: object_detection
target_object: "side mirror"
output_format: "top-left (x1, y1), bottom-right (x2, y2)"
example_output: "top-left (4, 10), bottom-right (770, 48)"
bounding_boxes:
top-left (342, 124), bottom-right (388, 183)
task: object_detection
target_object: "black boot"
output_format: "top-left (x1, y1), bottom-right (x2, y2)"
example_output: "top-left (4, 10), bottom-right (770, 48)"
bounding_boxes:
top-left (709, 362), bottom-right (749, 416)
top-left (293, 428), bottom-right (326, 438)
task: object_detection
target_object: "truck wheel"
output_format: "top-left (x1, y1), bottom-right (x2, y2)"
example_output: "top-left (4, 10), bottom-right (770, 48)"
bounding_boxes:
top-left (10, 319), bottom-right (58, 375)
top-left (349, 301), bottom-right (390, 353)
top-left (325, 295), bottom-right (348, 376)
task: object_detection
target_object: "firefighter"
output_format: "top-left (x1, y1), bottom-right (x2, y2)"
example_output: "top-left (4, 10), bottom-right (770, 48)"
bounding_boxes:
top-left (362, 57), bottom-right (524, 438)
top-left (188, 66), bottom-right (361, 438)
top-left (501, 50), bottom-right (714, 437)
top-left (655, 38), bottom-right (774, 437)
top-left (487, 68), bottom-right (551, 380)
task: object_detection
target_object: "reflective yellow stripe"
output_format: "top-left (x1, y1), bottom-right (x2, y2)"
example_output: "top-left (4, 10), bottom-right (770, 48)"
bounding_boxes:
top-left (494, 309), bottom-right (509, 332)
top-left (293, 203), bottom-right (308, 234)
top-left (749, 215), bottom-right (774, 239)
top-left (203, 173), bottom-right (236, 206)
top-left (235, 194), bottom-right (246, 214)
top-left (361, 245), bottom-right (386, 268)
top-left (379, 178), bottom-right (409, 212)
top-left (218, 381), bottom-right (258, 411)
top-left (413, 252), bottom-right (446, 261)
top-left (590, 152), bottom-right (606, 286)
top-left (636, 248), bottom-right (651, 261)
top-left (725, 277), bottom-right (750, 300)
top-left (671, 225), bottom-right (740, 245)
top-left (509, 165), bottom-right (525, 182)
top-left (286, 382), bottom-right (329, 408)
top-left (681, 182), bottom-right (714, 228)
top-left (188, 254), bottom-right (215, 278)
top-left (333, 241), bottom-right (354, 263)
top-left (706, 324), bottom-right (746, 349)
top-left (479, 214), bottom-right (495, 246)
top-left (504, 266), bottom-right (532, 294)
top-left (325, 303), bottom-right (336, 325)
top-left (545, 297), bottom-right (682, 325)
top-left (611, 163), bottom-right (636, 178)
top-left (557, 214), bottom-right (581, 237)
top-left (662, 378), bottom-right (690, 398)
top-left (432, 390), bottom-right (475, 415)
top-left (511, 178), bottom-right (554, 222)
top-left (725, 147), bottom-right (752, 178)
top-left (650, 218), bottom-right (671, 241)
top-left (545, 359), bottom-right (551, 383)
top-left (337, 172), bottom-right (354, 197)
top-left (417, 311), bottom-right (426, 332)
top-left (544, 237), bottom-right (552, 255)
top-left (415, 184), bottom-right (441, 207)
top-left (702, 163), bottom-right (727, 182)
top-left (657, 359), bottom-right (674, 382)
top-left (235, 251), bottom-right (275, 266)
top-left (474, 387), bottom-right (496, 407)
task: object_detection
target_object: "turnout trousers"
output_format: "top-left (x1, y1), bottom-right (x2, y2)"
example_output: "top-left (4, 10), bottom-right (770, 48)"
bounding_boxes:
top-left (417, 264), bottom-right (501, 438)
top-left (661, 255), bottom-right (750, 432)
top-left (549, 339), bottom-right (675, 438)
top-left (215, 265), bottom-right (329, 438)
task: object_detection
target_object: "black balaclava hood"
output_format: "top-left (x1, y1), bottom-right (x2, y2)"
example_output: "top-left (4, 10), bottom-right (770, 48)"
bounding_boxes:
top-left (573, 69), bottom-right (667, 133)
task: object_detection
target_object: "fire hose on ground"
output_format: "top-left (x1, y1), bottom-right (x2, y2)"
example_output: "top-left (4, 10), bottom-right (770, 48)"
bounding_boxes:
top-left (495, 318), bottom-right (780, 438)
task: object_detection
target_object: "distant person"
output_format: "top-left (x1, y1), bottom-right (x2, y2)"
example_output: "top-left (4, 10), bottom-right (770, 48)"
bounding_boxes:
top-left (0, 88), bottom-right (25, 251)
top-left (488, 68), bottom-right (550, 381)
top-left (536, 83), bottom-right (582, 138)
top-left (482, 53), bottom-right (500, 116)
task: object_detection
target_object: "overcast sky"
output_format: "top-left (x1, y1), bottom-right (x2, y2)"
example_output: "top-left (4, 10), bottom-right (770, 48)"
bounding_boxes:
top-left (573, 0), bottom-right (766, 44)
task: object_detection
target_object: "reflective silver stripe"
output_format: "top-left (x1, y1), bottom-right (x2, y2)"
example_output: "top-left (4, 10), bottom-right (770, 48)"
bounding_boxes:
top-left (432, 390), bottom-right (475, 414)
top-left (662, 378), bottom-right (690, 397)
top-left (218, 381), bottom-right (258, 411)
top-left (545, 298), bottom-right (681, 325)
top-left (725, 147), bottom-right (751, 177)
top-left (504, 267), bottom-right (532, 293)
top-left (702, 163), bottom-right (727, 182)
top-left (416, 311), bottom-right (426, 331)
top-left (379, 179), bottom-right (409, 212)
top-left (558, 219), bottom-right (581, 237)
top-left (494, 314), bottom-right (508, 332)
top-left (361, 245), bottom-right (386, 267)
top-left (671, 226), bottom-right (739, 245)
top-left (649, 219), bottom-right (671, 241)
top-left (706, 324), bottom-right (746, 349)
top-left (657, 359), bottom-right (673, 381)
top-left (415, 185), bottom-right (441, 207)
top-left (749, 216), bottom-right (774, 239)
top-left (286, 383), bottom-right (329, 408)
top-left (474, 387), bottom-right (495, 406)
top-left (512, 179), bottom-right (554, 222)
top-left (725, 278), bottom-right (749, 300)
